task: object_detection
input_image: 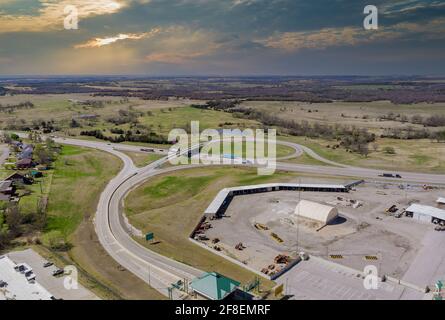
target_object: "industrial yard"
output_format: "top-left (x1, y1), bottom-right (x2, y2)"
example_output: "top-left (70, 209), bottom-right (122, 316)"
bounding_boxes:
top-left (192, 180), bottom-right (445, 287)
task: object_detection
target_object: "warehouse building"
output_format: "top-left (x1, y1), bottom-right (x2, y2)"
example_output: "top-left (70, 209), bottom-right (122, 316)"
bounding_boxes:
top-left (293, 200), bottom-right (338, 224)
top-left (405, 204), bottom-right (445, 225)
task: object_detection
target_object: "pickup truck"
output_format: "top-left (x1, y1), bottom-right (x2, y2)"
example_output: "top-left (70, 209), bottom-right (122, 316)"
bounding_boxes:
top-left (379, 173), bottom-right (402, 179)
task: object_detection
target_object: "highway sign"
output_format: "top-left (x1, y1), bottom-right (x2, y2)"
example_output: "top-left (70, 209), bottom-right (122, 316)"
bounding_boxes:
top-left (146, 232), bottom-right (154, 241)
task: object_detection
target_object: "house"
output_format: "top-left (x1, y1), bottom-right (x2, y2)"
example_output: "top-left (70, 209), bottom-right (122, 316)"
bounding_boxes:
top-left (0, 180), bottom-right (15, 202)
top-left (16, 158), bottom-right (33, 169)
top-left (190, 272), bottom-right (241, 300)
top-left (18, 145), bottom-right (33, 160)
top-left (5, 172), bottom-right (33, 185)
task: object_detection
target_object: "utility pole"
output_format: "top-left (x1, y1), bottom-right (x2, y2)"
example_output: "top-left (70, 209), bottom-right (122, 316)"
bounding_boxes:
top-left (296, 178), bottom-right (301, 254)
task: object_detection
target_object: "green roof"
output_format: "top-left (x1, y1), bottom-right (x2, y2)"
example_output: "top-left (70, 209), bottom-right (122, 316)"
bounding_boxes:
top-left (191, 272), bottom-right (240, 300)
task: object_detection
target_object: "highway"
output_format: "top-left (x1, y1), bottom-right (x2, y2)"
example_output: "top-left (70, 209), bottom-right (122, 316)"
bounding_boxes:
top-left (7, 132), bottom-right (445, 298)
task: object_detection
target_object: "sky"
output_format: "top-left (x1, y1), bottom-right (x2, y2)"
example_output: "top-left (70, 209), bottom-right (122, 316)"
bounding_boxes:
top-left (0, 0), bottom-right (444, 76)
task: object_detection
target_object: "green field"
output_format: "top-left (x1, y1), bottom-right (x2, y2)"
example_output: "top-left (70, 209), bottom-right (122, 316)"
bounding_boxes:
top-left (121, 151), bottom-right (164, 167)
top-left (44, 145), bottom-right (121, 237)
top-left (243, 100), bottom-right (445, 134)
top-left (282, 135), bottom-right (445, 173)
top-left (42, 145), bottom-right (164, 299)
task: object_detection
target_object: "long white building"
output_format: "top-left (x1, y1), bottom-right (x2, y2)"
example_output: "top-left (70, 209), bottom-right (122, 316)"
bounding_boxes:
top-left (405, 204), bottom-right (445, 224)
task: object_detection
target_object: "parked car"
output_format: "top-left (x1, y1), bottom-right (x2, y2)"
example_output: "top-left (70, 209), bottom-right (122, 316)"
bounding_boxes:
top-left (25, 271), bottom-right (36, 282)
top-left (43, 261), bottom-right (54, 268)
top-left (52, 269), bottom-right (64, 277)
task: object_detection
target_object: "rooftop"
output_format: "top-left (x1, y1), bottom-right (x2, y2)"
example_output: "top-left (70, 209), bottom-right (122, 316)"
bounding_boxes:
top-left (205, 183), bottom-right (349, 215)
top-left (406, 204), bottom-right (445, 221)
top-left (0, 180), bottom-right (12, 192)
top-left (190, 272), bottom-right (240, 300)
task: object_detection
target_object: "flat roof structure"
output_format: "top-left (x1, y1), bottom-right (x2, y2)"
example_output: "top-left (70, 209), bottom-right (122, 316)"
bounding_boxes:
top-left (0, 256), bottom-right (53, 300)
top-left (405, 204), bottom-right (445, 221)
top-left (204, 182), bottom-right (358, 216)
top-left (190, 272), bottom-right (240, 300)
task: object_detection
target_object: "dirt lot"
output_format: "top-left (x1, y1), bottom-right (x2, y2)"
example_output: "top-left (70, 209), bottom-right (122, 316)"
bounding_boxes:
top-left (201, 181), bottom-right (445, 279)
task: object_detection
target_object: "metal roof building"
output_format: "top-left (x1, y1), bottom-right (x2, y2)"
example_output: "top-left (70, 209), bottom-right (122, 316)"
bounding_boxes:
top-left (204, 182), bottom-right (354, 217)
top-left (293, 200), bottom-right (338, 224)
top-left (190, 272), bottom-right (240, 300)
top-left (405, 204), bottom-right (445, 222)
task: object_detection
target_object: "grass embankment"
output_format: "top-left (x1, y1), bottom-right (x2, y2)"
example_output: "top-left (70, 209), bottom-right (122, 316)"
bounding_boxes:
top-left (124, 167), bottom-right (324, 291)
top-left (121, 151), bottom-right (164, 168)
top-left (43, 145), bottom-right (165, 300)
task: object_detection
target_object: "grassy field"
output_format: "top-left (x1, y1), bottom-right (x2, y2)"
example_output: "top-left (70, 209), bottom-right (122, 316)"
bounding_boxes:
top-left (0, 94), bottom-right (197, 124)
top-left (138, 106), bottom-right (260, 135)
top-left (242, 100), bottom-right (445, 134)
top-left (43, 145), bottom-right (164, 299)
top-left (124, 166), bottom-right (349, 290)
top-left (121, 151), bottom-right (164, 167)
top-left (206, 140), bottom-right (296, 159)
top-left (45, 145), bottom-right (118, 236)
top-left (282, 135), bottom-right (445, 173)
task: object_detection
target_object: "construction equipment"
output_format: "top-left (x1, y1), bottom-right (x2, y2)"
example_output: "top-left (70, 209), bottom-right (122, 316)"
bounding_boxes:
top-left (274, 254), bottom-right (291, 264)
top-left (365, 255), bottom-right (379, 261)
top-left (385, 205), bottom-right (398, 214)
top-left (196, 235), bottom-right (209, 241)
top-left (235, 243), bottom-right (246, 251)
top-left (270, 232), bottom-right (284, 244)
top-left (254, 223), bottom-right (269, 231)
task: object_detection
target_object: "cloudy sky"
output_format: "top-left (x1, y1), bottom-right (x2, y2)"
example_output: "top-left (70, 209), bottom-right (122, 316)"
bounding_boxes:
top-left (0, 0), bottom-right (444, 75)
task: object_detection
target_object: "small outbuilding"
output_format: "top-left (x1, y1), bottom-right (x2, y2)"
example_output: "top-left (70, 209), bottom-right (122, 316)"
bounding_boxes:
top-left (190, 272), bottom-right (240, 300)
top-left (293, 200), bottom-right (338, 224)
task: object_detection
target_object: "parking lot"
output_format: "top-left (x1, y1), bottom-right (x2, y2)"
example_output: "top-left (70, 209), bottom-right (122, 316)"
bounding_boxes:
top-left (277, 257), bottom-right (425, 300)
top-left (7, 249), bottom-right (99, 300)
